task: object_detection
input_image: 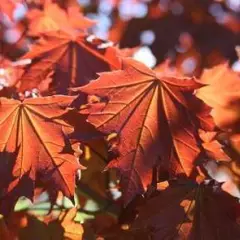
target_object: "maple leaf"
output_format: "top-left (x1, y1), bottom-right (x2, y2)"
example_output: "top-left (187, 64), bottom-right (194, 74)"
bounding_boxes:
top-left (132, 181), bottom-right (240, 239)
top-left (73, 58), bottom-right (215, 205)
top-left (27, 1), bottom-right (95, 36)
top-left (199, 129), bottom-right (230, 162)
top-left (48, 207), bottom-right (83, 240)
top-left (195, 63), bottom-right (240, 131)
top-left (19, 31), bottom-right (121, 95)
top-left (0, 95), bottom-right (84, 215)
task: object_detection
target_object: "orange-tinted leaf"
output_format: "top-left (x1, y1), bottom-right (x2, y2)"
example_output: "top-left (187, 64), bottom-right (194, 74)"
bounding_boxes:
top-left (199, 129), bottom-right (231, 161)
top-left (27, 2), bottom-right (95, 36)
top-left (19, 31), bottom-right (121, 95)
top-left (48, 207), bottom-right (83, 240)
top-left (0, 95), bottom-right (83, 215)
top-left (196, 63), bottom-right (240, 131)
top-left (73, 58), bottom-right (214, 204)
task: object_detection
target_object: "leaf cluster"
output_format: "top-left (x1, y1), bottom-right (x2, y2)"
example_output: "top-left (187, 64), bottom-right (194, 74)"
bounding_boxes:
top-left (0, 0), bottom-right (240, 239)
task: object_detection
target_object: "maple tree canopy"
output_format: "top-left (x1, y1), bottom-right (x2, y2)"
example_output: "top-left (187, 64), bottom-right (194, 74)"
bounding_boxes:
top-left (0, 1), bottom-right (240, 239)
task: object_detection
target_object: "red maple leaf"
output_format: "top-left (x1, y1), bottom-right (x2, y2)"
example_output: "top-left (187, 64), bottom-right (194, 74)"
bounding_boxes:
top-left (0, 95), bottom-right (84, 215)
top-left (27, 1), bottom-right (95, 36)
top-left (196, 63), bottom-right (240, 131)
top-left (19, 31), bottom-right (121, 95)
top-left (73, 58), bottom-right (216, 204)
